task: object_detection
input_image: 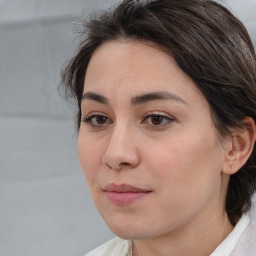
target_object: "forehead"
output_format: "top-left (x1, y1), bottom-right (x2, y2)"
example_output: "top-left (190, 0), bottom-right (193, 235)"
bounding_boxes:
top-left (85, 39), bottom-right (183, 87)
top-left (83, 39), bottom-right (207, 109)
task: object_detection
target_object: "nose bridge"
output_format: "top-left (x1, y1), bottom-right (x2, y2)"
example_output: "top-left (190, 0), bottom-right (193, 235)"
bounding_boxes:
top-left (110, 121), bottom-right (129, 145)
top-left (102, 119), bottom-right (139, 169)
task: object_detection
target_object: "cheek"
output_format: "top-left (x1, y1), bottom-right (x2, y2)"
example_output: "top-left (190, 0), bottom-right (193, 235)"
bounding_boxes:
top-left (77, 132), bottom-right (105, 184)
top-left (144, 129), bottom-right (223, 192)
top-left (141, 134), bottom-right (224, 226)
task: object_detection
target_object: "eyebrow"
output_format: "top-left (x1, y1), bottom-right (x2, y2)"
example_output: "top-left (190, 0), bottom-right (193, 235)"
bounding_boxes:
top-left (81, 91), bottom-right (188, 106)
top-left (81, 92), bottom-right (109, 104)
top-left (131, 91), bottom-right (188, 106)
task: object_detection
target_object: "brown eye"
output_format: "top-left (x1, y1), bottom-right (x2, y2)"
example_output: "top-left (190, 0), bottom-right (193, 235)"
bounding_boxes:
top-left (143, 114), bottom-right (174, 127)
top-left (151, 116), bottom-right (164, 125)
top-left (96, 116), bottom-right (108, 124)
top-left (82, 114), bottom-right (112, 127)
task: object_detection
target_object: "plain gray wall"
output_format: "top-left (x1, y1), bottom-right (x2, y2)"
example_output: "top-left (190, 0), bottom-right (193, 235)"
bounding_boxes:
top-left (0, 0), bottom-right (255, 256)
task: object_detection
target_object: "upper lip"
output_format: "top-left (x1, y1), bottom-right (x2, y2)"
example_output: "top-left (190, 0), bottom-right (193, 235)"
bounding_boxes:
top-left (104, 183), bottom-right (150, 193)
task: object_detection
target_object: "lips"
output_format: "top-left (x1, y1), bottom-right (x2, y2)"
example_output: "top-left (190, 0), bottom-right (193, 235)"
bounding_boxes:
top-left (103, 183), bottom-right (151, 206)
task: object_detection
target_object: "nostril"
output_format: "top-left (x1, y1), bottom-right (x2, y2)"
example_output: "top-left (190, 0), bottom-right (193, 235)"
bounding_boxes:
top-left (120, 162), bottom-right (130, 166)
top-left (105, 162), bottom-right (131, 170)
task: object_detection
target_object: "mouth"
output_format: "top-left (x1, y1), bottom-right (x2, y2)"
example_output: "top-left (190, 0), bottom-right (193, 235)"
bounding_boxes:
top-left (103, 183), bottom-right (152, 206)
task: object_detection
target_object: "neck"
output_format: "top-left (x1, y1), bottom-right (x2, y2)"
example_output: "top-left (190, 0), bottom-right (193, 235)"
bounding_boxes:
top-left (133, 210), bottom-right (233, 256)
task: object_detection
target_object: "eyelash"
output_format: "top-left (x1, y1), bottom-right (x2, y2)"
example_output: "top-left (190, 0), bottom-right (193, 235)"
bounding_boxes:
top-left (81, 114), bottom-right (112, 128)
top-left (143, 113), bottom-right (174, 127)
top-left (81, 112), bottom-right (174, 128)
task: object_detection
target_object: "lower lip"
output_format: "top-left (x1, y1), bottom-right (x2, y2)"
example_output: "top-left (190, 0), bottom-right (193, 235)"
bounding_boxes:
top-left (105, 191), bottom-right (150, 206)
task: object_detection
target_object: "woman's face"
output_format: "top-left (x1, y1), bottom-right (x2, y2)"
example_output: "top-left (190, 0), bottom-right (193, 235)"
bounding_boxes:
top-left (78, 40), bottom-right (230, 240)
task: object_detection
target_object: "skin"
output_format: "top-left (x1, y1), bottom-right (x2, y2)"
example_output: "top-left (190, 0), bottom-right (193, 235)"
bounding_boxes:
top-left (78, 39), bottom-right (249, 256)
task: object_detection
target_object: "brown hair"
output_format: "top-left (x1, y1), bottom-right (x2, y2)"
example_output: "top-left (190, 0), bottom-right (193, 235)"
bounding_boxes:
top-left (61, 0), bottom-right (256, 225)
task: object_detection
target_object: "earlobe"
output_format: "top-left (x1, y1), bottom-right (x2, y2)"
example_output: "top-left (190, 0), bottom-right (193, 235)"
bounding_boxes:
top-left (222, 117), bottom-right (256, 175)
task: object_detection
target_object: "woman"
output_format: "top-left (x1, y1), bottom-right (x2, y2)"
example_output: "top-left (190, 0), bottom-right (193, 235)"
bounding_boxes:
top-left (61, 0), bottom-right (256, 255)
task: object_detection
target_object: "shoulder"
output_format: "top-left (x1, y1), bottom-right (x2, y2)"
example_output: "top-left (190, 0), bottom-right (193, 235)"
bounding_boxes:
top-left (232, 195), bottom-right (256, 256)
top-left (84, 237), bottom-right (132, 256)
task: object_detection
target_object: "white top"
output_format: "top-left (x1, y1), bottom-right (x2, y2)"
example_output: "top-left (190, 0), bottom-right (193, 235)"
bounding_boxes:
top-left (210, 214), bottom-right (249, 256)
top-left (85, 213), bottom-right (254, 256)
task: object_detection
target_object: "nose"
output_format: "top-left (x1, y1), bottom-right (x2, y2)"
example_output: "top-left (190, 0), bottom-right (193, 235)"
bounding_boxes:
top-left (102, 124), bottom-right (140, 170)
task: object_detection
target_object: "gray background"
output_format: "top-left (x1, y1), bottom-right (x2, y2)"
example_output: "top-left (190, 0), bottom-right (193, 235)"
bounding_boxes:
top-left (0, 0), bottom-right (255, 255)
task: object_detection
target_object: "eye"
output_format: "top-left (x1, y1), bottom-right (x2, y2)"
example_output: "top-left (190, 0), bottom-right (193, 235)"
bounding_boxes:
top-left (81, 114), bottom-right (112, 128)
top-left (143, 113), bottom-right (174, 127)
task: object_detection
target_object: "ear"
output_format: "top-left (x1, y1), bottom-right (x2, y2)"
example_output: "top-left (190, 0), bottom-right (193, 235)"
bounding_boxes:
top-left (222, 117), bottom-right (256, 175)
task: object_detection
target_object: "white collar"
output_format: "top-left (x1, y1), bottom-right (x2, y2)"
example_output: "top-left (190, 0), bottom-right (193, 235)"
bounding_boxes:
top-left (128, 214), bottom-right (250, 256)
top-left (210, 214), bottom-right (250, 256)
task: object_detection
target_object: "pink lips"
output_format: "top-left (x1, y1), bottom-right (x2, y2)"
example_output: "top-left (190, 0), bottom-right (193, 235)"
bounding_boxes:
top-left (104, 183), bottom-right (151, 206)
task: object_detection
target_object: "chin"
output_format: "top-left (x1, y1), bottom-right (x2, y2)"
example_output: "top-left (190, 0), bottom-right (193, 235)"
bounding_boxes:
top-left (105, 219), bottom-right (138, 239)
top-left (111, 229), bottom-right (150, 240)
top-left (105, 219), bottom-right (158, 240)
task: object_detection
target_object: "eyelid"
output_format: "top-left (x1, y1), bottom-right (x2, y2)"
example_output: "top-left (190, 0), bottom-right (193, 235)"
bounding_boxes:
top-left (143, 111), bottom-right (174, 119)
top-left (81, 111), bottom-right (110, 120)
top-left (81, 112), bottom-right (112, 128)
top-left (142, 111), bottom-right (175, 127)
